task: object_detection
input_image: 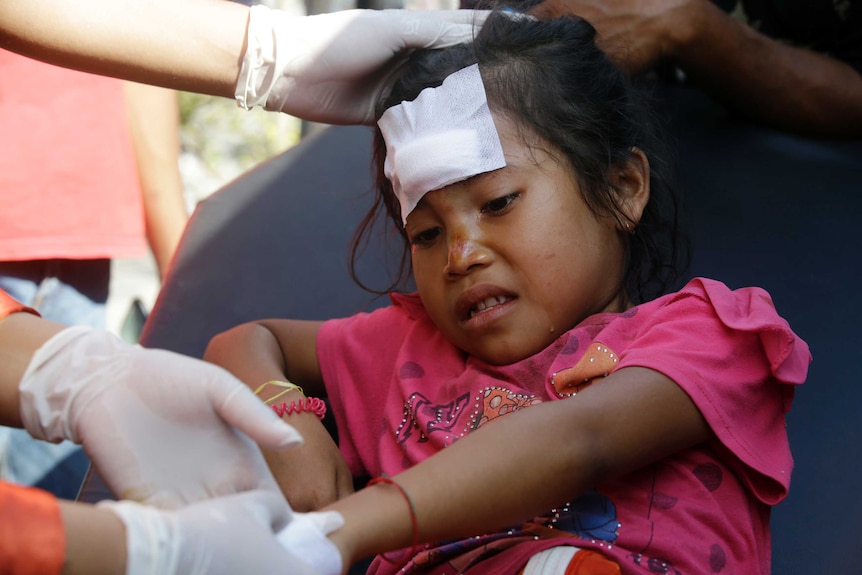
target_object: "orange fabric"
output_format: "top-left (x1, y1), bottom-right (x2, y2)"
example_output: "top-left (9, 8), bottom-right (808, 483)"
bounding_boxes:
top-left (516, 548), bottom-right (621, 575)
top-left (564, 550), bottom-right (621, 575)
top-left (0, 289), bottom-right (38, 320)
top-left (0, 482), bottom-right (65, 575)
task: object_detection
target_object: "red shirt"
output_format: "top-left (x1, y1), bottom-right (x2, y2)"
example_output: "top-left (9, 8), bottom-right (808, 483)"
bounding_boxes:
top-left (0, 51), bottom-right (146, 261)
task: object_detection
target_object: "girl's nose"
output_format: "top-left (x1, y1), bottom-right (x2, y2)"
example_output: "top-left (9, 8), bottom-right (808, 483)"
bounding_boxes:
top-left (444, 231), bottom-right (490, 278)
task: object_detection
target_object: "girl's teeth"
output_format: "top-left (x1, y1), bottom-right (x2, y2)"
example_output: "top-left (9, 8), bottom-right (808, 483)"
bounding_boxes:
top-left (470, 296), bottom-right (507, 318)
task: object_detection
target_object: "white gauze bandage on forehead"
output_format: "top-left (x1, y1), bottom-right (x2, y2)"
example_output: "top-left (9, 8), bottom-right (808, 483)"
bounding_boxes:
top-left (378, 63), bottom-right (507, 226)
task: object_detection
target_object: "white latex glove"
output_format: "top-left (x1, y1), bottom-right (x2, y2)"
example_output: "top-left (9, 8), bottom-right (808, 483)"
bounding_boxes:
top-left (19, 326), bottom-right (302, 508)
top-left (235, 6), bottom-right (487, 124)
top-left (277, 511), bottom-right (346, 575)
top-left (100, 490), bottom-right (325, 575)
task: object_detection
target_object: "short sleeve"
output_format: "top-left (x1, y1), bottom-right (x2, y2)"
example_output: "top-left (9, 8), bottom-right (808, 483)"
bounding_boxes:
top-left (619, 278), bottom-right (812, 504)
top-left (316, 296), bottom-right (418, 477)
top-left (0, 289), bottom-right (38, 319)
top-left (0, 482), bottom-right (65, 575)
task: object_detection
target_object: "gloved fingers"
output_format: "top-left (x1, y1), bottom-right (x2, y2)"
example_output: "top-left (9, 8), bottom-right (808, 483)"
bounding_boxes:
top-left (77, 386), bottom-right (285, 508)
top-left (100, 491), bottom-right (301, 575)
top-left (208, 375), bottom-right (304, 449)
top-left (386, 9), bottom-right (489, 49)
top-left (277, 511), bottom-right (346, 575)
top-left (194, 488), bottom-right (294, 532)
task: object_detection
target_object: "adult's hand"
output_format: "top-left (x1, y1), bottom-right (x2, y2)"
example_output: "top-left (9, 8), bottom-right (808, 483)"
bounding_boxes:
top-left (19, 326), bottom-right (302, 507)
top-left (236, 6), bottom-right (488, 124)
top-left (530, 0), bottom-right (700, 75)
top-left (102, 490), bottom-right (338, 575)
top-left (532, 0), bottom-right (862, 137)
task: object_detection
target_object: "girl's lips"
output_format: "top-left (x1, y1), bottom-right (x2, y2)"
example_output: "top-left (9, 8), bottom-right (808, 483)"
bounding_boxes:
top-left (455, 285), bottom-right (517, 327)
top-left (468, 294), bottom-right (511, 319)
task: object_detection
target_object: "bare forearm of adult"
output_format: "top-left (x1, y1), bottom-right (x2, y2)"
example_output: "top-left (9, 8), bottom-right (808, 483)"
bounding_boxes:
top-left (205, 320), bottom-right (355, 510)
top-left (0, 0), bottom-right (247, 98)
top-left (124, 82), bottom-right (188, 279)
top-left (324, 367), bottom-right (712, 569)
top-left (533, 0), bottom-right (862, 138)
top-left (665, 0), bottom-right (862, 139)
top-left (59, 501), bottom-right (127, 575)
top-left (0, 312), bottom-right (64, 428)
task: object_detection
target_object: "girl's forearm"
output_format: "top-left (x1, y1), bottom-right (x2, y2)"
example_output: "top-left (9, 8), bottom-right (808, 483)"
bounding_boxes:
top-left (325, 397), bottom-right (598, 567)
top-left (324, 368), bottom-right (710, 568)
top-left (0, 0), bottom-right (248, 97)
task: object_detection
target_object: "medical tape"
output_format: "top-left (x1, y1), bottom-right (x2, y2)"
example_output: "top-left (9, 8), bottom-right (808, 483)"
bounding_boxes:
top-left (378, 64), bottom-right (506, 225)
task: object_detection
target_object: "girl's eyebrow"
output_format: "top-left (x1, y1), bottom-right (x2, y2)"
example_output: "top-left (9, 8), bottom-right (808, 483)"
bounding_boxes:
top-left (473, 162), bottom-right (525, 184)
top-left (411, 163), bottom-right (527, 211)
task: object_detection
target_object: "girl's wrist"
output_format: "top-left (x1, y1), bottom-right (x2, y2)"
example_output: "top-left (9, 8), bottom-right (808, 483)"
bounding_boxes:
top-left (323, 477), bottom-right (418, 571)
top-left (325, 523), bottom-right (355, 575)
top-left (253, 379), bottom-right (305, 404)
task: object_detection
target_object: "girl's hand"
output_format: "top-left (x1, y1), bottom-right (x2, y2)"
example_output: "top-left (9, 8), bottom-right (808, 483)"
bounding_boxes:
top-left (264, 411), bottom-right (355, 512)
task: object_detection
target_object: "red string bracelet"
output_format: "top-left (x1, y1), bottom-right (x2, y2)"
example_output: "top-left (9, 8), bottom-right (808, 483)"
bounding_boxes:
top-left (367, 475), bottom-right (421, 567)
top-left (271, 397), bottom-right (326, 420)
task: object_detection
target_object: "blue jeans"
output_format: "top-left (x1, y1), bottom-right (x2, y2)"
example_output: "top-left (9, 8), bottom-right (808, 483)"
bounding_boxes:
top-left (0, 259), bottom-right (109, 499)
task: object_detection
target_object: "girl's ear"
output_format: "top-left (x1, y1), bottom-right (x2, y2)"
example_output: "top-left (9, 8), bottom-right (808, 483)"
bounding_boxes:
top-left (610, 147), bottom-right (650, 232)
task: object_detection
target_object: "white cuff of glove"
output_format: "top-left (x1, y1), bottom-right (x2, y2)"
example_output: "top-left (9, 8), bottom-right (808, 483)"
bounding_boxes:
top-left (277, 511), bottom-right (345, 575)
top-left (100, 500), bottom-right (177, 575)
top-left (19, 325), bottom-right (107, 443)
top-left (235, 4), bottom-right (292, 111)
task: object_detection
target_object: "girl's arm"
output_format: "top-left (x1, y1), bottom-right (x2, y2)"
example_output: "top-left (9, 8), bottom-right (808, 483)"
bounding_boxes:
top-left (205, 319), bottom-right (355, 511)
top-left (324, 366), bottom-right (712, 569)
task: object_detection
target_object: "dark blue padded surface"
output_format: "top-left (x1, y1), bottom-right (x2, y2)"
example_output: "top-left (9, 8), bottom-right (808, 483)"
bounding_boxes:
top-left (136, 84), bottom-right (861, 574)
top-left (140, 123), bottom-right (390, 357)
top-left (661, 85), bottom-right (862, 574)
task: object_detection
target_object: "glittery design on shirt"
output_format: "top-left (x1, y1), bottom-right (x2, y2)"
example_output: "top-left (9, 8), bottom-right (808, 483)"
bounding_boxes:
top-left (551, 342), bottom-right (620, 397)
top-left (395, 386), bottom-right (542, 448)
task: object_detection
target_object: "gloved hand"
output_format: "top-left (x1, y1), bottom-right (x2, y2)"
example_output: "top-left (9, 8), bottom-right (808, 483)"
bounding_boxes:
top-left (277, 510), bottom-right (346, 575)
top-left (235, 6), bottom-right (487, 124)
top-left (100, 490), bottom-right (329, 575)
top-left (19, 326), bottom-right (302, 508)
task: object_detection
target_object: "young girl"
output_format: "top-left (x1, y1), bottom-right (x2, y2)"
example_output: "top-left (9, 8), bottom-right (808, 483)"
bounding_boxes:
top-left (205, 11), bottom-right (811, 575)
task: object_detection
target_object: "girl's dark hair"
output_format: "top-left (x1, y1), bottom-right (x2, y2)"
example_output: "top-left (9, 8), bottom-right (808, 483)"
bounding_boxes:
top-left (350, 10), bottom-right (689, 304)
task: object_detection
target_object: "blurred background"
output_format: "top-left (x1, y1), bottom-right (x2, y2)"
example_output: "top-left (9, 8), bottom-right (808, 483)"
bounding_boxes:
top-left (108, 0), bottom-right (458, 340)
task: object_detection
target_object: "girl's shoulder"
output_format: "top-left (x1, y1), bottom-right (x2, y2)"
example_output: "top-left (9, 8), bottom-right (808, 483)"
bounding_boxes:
top-left (621, 276), bottom-right (811, 385)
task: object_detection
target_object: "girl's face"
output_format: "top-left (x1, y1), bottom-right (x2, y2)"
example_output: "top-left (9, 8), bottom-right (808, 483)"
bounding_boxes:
top-left (405, 115), bottom-right (631, 365)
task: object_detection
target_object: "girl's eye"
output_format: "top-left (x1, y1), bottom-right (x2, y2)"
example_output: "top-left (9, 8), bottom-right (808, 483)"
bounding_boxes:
top-left (482, 192), bottom-right (520, 215)
top-left (410, 227), bottom-right (441, 247)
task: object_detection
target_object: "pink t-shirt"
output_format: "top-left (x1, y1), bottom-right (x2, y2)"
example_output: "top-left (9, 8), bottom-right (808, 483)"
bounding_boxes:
top-left (0, 52), bottom-right (146, 261)
top-left (317, 278), bottom-right (811, 575)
